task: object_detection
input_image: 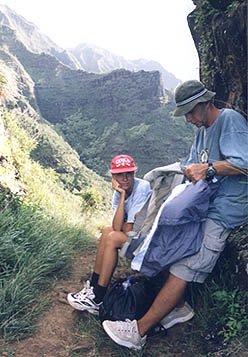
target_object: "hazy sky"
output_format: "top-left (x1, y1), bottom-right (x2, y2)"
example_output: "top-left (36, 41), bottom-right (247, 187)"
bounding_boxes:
top-left (1, 0), bottom-right (199, 81)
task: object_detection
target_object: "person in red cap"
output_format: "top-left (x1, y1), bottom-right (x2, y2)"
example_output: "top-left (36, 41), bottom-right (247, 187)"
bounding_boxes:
top-left (67, 154), bottom-right (151, 314)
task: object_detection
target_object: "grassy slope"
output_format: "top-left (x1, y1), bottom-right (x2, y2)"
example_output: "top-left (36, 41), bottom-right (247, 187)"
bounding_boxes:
top-left (0, 109), bottom-right (112, 340)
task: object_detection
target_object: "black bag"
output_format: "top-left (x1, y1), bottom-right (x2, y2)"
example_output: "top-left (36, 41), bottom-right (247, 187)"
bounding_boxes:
top-left (99, 276), bottom-right (158, 324)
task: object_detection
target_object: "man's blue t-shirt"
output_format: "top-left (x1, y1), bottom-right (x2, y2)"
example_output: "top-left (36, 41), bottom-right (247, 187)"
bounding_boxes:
top-left (184, 108), bottom-right (248, 229)
top-left (112, 178), bottom-right (151, 223)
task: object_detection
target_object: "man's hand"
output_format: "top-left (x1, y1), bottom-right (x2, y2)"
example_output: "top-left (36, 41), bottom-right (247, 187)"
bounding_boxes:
top-left (184, 161), bottom-right (246, 183)
top-left (112, 178), bottom-right (125, 194)
top-left (184, 163), bottom-right (208, 183)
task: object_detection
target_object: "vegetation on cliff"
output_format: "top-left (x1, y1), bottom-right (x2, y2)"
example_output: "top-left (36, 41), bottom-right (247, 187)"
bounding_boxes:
top-left (188, 0), bottom-right (247, 117)
top-left (0, 13), bottom-right (195, 178)
top-left (0, 108), bottom-right (112, 340)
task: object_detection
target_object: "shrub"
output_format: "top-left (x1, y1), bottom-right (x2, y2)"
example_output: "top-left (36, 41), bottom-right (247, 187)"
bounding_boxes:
top-left (80, 186), bottom-right (103, 213)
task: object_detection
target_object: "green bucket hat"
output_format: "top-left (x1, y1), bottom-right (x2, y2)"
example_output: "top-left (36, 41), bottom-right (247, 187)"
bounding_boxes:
top-left (173, 80), bottom-right (216, 117)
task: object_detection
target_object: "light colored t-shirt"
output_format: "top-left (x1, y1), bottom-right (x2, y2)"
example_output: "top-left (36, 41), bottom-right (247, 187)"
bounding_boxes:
top-left (112, 178), bottom-right (152, 223)
top-left (184, 108), bottom-right (248, 229)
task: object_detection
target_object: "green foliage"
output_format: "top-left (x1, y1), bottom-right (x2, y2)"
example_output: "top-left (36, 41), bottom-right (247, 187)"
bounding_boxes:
top-left (5, 40), bottom-right (194, 178)
top-left (195, 282), bottom-right (248, 348)
top-left (1, 110), bottom-right (112, 221)
top-left (188, 1), bottom-right (220, 84)
top-left (55, 104), bottom-right (194, 178)
top-left (226, 1), bottom-right (241, 16)
top-left (212, 288), bottom-right (248, 342)
top-left (0, 111), bottom-right (112, 340)
top-left (126, 123), bottom-right (151, 141)
top-left (1, 21), bottom-right (195, 178)
top-left (0, 192), bottom-right (88, 340)
top-left (2, 112), bottom-right (37, 160)
top-left (21, 113), bottom-right (113, 204)
top-left (80, 186), bottom-right (103, 214)
top-left (191, 249), bottom-right (248, 353)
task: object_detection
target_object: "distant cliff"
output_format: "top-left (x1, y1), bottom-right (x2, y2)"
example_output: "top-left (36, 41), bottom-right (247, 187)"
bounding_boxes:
top-left (0, 7), bottom-right (195, 178)
top-left (188, 0), bottom-right (247, 117)
top-left (0, 4), bottom-right (79, 69)
top-left (67, 43), bottom-right (181, 90)
top-left (0, 5), bottom-right (180, 91)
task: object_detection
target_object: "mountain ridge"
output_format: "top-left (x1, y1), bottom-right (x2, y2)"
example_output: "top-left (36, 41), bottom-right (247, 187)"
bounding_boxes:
top-left (67, 43), bottom-right (181, 90)
top-left (0, 4), bottom-right (181, 90)
top-left (0, 6), bottom-right (195, 178)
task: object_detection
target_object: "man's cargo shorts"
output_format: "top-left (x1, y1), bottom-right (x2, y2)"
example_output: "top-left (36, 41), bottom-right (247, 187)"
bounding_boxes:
top-left (170, 218), bottom-right (231, 283)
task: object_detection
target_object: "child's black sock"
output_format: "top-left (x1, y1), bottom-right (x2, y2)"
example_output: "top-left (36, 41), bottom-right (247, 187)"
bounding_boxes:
top-left (93, 284), bottom-right (107, 303)
top-left (90, 272), bottom-right (99, 287)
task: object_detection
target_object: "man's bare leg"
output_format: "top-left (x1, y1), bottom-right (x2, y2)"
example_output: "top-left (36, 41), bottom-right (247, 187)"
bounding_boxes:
top-left (138, 273), bottom-right (187, 336)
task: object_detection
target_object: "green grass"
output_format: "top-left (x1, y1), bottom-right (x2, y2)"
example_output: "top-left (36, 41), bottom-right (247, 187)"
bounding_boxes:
top-left (0, 193), bottom-right (93, 340)
top-left (187, 237), bottom-right (248, 356)
top-left (70, 313), bottom-right (146, 357)
top-left (0, 111), bottom-right (112, 341)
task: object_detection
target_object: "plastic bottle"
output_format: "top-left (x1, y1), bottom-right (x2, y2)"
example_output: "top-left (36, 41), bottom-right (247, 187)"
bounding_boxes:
top-left (122, 276), bottom-right (132, 290)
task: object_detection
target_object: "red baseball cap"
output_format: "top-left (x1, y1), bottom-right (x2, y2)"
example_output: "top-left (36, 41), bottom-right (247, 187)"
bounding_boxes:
top-left (110, 155), bottom-right (137, 174)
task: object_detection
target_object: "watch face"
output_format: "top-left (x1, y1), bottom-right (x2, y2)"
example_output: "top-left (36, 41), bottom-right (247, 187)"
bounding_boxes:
top-left (206, 167), bottom-right (216, 177)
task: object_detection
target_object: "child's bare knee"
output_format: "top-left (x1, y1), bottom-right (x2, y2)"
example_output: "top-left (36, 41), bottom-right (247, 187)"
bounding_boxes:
top-left (101, 226), bottom-right (113, 236)
top-left (107, 231), bottom-right (127, 248)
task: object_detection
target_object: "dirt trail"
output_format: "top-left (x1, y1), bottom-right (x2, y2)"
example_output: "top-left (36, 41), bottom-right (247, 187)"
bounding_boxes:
top-left (0, 247), bottom-right (195, 357)
top-left (0, 250), bottom-right (97, 357)
top-left (1, 248), bottom-right (246, 357)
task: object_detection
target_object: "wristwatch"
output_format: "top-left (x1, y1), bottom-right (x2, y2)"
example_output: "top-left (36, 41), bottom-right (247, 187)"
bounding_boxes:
top-left (206, 163), bottom-right (217, 179)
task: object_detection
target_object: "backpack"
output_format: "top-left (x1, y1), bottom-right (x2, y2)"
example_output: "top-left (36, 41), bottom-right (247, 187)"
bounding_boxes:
top-left (99, 275), bottom-right (159, 324)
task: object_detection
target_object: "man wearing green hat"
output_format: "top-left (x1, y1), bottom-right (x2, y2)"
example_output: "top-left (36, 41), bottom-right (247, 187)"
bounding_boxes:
top-left (102, 80), bottom-right (248, 350)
